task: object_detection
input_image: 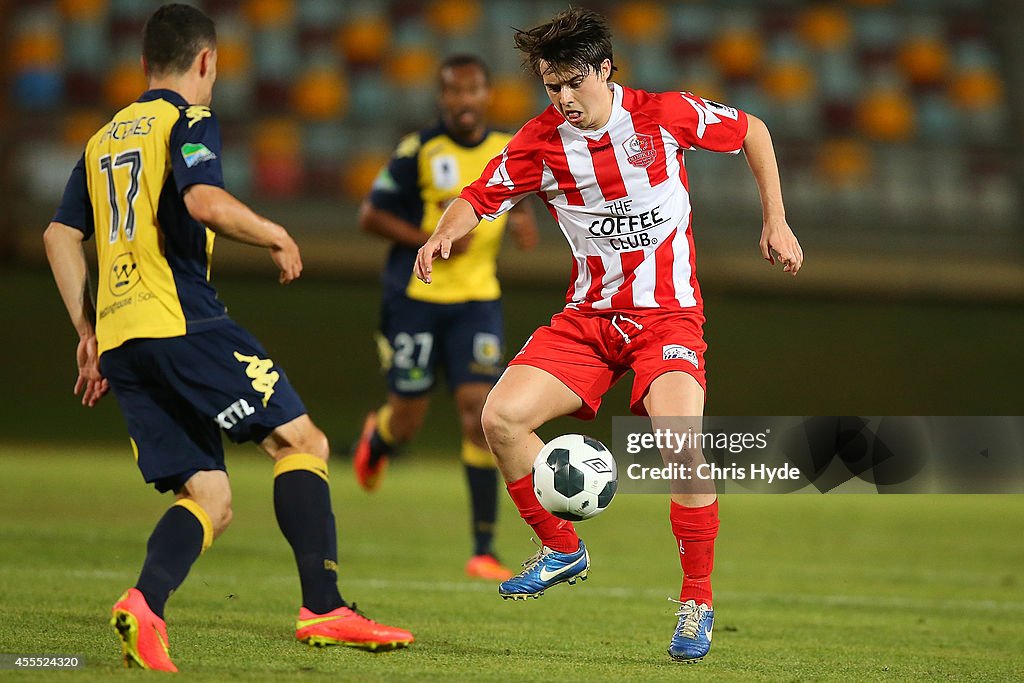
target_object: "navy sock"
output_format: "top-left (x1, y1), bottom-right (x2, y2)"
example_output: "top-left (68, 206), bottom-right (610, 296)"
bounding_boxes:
top-left (135, 505), bottom-right (205, 619)
top-left (465, 464), bottom-right (499, 557)
top-left (273, 458), bottom-right (345, 614)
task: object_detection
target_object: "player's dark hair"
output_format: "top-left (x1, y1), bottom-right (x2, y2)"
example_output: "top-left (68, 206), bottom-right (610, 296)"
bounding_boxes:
top-left (513, 6), bottom-right (616, 79)
top-left (142, 3), bottom-right (217, 76)
top-left (439, 54), bottom-right (491, 85)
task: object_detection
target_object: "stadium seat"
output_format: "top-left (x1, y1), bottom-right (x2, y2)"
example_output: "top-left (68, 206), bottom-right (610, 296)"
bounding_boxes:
top-left (612, 1), bottom-right (669, 44)
top-left (340, 150), bottom-right (391, 202)
top-left (338, 16), bottom-right (392, 66)
top-left (7, 0), bottom-right (1013, 237)
top-left (426, 0), bottom-right (482, 36)
top-left (292, 64), bottom-right (349, 120)
top-left (798, 5), bottom-right (852, 51)
top-left (486, 76), bottom-right (535, 129)
top-left (252, 119), bottom-right (304, 199)
top-left (245, 0), bottom-right (295, 28)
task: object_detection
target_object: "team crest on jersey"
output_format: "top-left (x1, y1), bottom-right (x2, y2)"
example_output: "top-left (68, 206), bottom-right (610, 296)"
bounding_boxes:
top-left (663, 344), bottom-right (698, 369)
top-left (431, 154), bottom-right (459, 190)
top-left (622, 133), bottom-right (657, 168)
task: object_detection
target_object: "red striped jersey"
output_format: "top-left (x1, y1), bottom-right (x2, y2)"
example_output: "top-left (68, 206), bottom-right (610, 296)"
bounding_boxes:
top-left (460, 83), bottom-right (748, 314)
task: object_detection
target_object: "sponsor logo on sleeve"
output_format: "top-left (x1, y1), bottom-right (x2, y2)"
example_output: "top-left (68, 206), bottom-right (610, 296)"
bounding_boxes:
top-left (181, 142), bottom-right (217, 168)
top-left (371, 168), bottom-right (398, 193)
top-left (680, 93), bottom-right (738, 139)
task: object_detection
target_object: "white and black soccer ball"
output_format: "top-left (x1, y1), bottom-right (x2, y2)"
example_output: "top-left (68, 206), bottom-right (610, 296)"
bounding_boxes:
top-left (532, 434), bottom-right (617, 521)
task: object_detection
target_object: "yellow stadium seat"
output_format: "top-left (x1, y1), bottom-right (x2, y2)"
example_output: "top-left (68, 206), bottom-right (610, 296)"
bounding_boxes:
top-left (338, 16), bottom-right (391, 64)
top-left (386, 47), bottom-right (437, 87)
top-left (62, 109), bottom-right (108, 147)
top-left (105, 61), bottom-right (148, 109)
top-left (612, 2), bottom-right (668, 43)
top-left (486, 76), bottom-right (534, 129)
top-left (245, 0), bottom-right (295, 28)
top-left (818, 138), bottom-right (871, 187)
top-left (762, 61), bottom-right (816, 103)
top-left (857, 88), bottom-right (916, 141)
top-left (949, 68), bottom-right (1003, 109)
top-left (12, 31), bottom-right (62, 69)
top-left (59, 0), bottom-right (106, 21)
top-left (252, 118), bottom-right (303, 198)
top-left (252, 119), bottom-right (301, 158)
top-left (216, 38), bottom-right (251, 77)
top-left (899, 38), bottom-right (950, 86)
top-left (341, 151), bottom-right (391, 201)
top-left (798, 6), bottom-right (852, 50)
top-left (293, 67), bottom-right (348, 120)
top-left (710, 30), bottom-right (762, 80)
top-left (426, 0), bottom-right (481, 35)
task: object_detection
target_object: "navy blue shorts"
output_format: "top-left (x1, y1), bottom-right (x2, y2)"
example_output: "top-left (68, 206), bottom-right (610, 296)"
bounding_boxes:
top-left (100, 320), bottom-right (307, 493)
top-left (379, 294), bottom-right (504, 397)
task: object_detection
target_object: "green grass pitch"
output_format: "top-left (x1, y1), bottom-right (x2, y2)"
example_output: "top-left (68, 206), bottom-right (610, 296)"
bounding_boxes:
top-left (1, 446), bottom-right (1022, 681)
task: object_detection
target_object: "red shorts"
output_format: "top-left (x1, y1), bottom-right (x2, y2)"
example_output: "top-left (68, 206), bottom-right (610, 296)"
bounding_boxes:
top-left (507, 308), bottom-right (707, 420)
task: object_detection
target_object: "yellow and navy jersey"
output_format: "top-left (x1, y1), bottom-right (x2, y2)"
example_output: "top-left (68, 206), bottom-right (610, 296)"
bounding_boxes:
top-left (368, 124), bottom-right (512, 304)
top-left (53, 89), bottom-right (228, 355)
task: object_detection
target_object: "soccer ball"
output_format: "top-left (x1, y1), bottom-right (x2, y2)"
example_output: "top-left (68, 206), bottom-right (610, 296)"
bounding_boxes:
top-left (532, 434), bottom-right (617, 521)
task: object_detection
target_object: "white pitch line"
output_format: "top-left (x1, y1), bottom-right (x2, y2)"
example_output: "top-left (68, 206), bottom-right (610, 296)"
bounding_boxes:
top-left (340, 577), bottom-right (1024, 614)
top-left (30, 568), bottom-right (1024, 615)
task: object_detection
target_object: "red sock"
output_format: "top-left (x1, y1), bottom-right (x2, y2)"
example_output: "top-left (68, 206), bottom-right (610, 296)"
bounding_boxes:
top-left (670, 499), bottom-right (719, 607)
top-left (506, 474), bottom-right (579, 553)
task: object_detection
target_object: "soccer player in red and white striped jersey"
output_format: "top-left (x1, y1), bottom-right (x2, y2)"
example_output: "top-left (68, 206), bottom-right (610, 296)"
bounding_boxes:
top-left (415, 7), bottom-right (803, 662)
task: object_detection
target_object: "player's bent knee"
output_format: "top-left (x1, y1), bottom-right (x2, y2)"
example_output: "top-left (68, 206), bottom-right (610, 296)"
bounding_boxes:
top-left (175, 477), bottom-right (232, 545)
top-left (194, 498), bottom-right (232, 538)
top-left (181, 479), bottom-right (233, 537)
top-left (264, 415), bottom-right (330, 462)
top-left (303, 426), bottom-right (330, 462)
top-left (481, 396), bottom-right (526, 448)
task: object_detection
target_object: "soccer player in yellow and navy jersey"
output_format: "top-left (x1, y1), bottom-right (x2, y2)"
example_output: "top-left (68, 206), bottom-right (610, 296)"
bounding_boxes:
top-left (353, 54), bottom-right (539, 581)
top-left (43, 4), bottom-right (411, 671)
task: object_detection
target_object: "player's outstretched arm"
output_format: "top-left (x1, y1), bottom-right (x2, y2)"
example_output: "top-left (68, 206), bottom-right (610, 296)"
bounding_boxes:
top-left (414, 197), bottom-right (481, 283)
top-left (184, 184), bottom-right (302, 284)
top-left (42, 221), bottom-right (109, 407)
top-left (360, 200), bottom-right (476, 256)
top-left (742, 114), bottom-right (803, 276)
top-left (358, 201), bottom-right (427, 248)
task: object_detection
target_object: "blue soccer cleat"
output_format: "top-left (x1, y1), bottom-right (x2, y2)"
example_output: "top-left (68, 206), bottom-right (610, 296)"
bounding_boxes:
top-left (498, 540), bottom-right (590, 600)
top-left (668, 598), bottom-right (714, 662)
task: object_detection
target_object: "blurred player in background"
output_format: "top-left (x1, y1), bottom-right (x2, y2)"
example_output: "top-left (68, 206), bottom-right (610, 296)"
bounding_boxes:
top-left (416, 8), bottom-right (802, 663)
top-left (354, 54), bottom-right (539, 581)
top-left (43, 4), bottom-right (412, 671)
